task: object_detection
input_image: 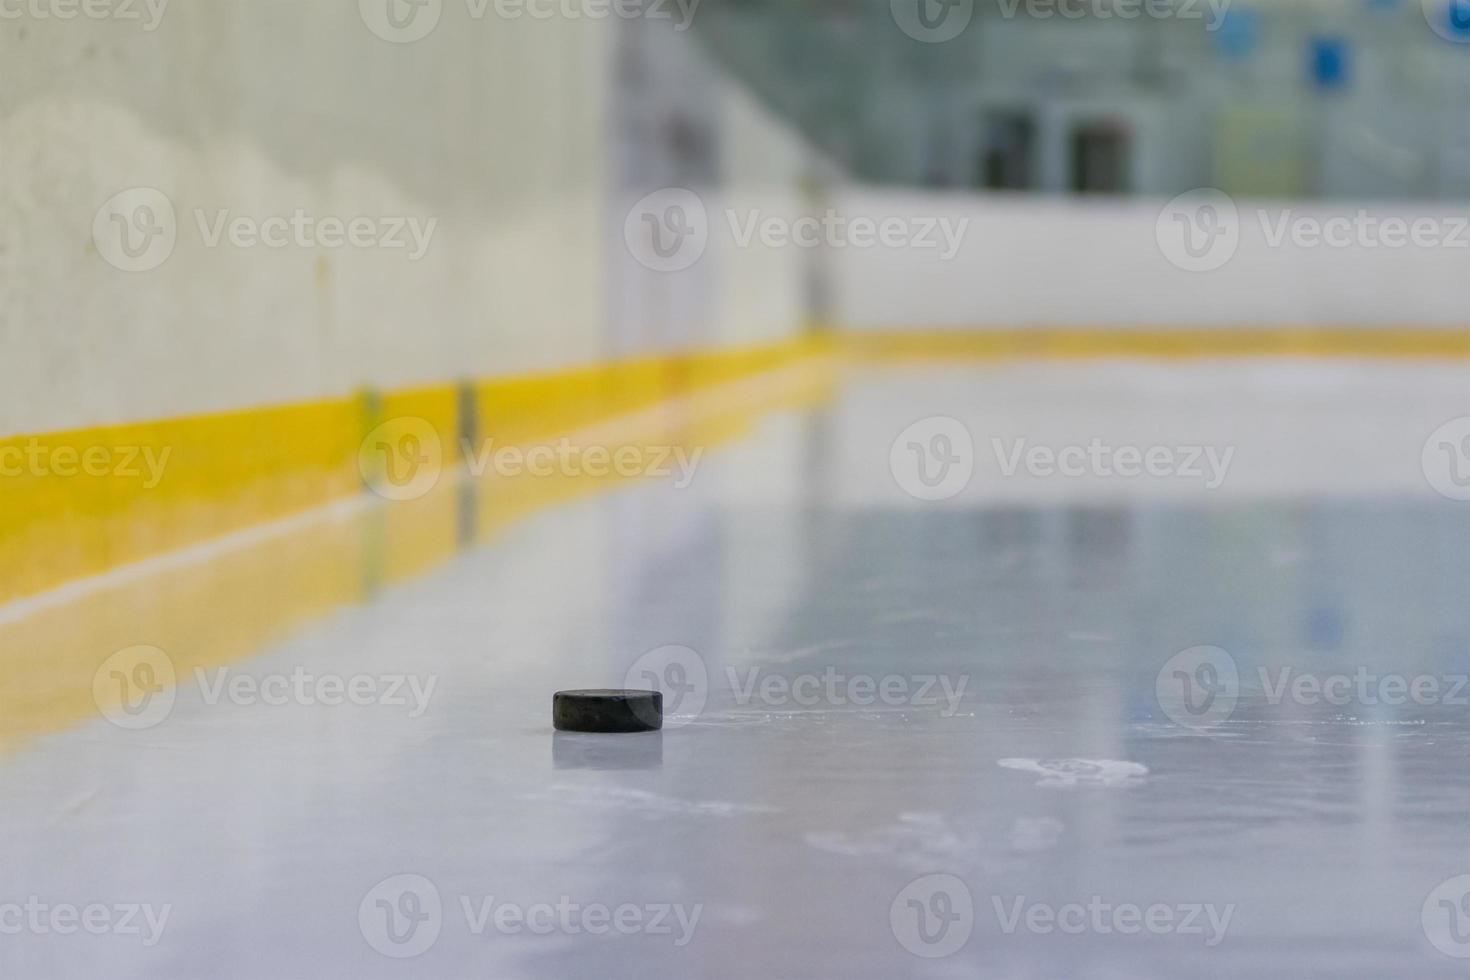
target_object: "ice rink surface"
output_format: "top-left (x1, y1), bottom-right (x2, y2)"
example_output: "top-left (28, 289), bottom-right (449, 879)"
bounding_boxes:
top-left (4, 360), bottom-right (1470, 978)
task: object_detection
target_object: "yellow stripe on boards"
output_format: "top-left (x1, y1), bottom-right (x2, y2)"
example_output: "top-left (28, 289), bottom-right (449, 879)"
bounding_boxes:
top-left (0, 343), bottom-right (835, 751)
top-left (840, 328), bottom-right (1470, 362)
top-left (0, 400), bottom-right (362, 605)
top-left (0, 337), bottom-right (830, 607)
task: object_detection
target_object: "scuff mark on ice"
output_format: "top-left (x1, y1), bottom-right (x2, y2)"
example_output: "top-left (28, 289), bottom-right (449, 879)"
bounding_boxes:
top-left (998, 758), bottom-right (1149, 789)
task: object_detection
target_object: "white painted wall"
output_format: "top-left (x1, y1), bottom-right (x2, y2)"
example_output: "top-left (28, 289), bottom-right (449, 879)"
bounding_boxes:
top-left (830, 189), bottom-right (1470, 331)
top-left (712, 83), bottom-right (815, 350)
top-left (1, 4), bottom-right (814, 437)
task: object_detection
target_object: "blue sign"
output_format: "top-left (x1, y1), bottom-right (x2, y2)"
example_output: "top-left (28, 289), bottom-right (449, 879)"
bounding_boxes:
top-left (1309, 37), bottom-right (1351, 90)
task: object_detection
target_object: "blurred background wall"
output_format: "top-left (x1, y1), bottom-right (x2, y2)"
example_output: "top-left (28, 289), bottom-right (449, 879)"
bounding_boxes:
top-left (696, 0), bottom-right (1470, 334)
top-left (829, 190), bottom-right (1470, 330)
top-left (5, 0), bottom-right (1469, 441)
top-left (0, 1), bottom-right (816, 438)
top-left (702, 0), bottom-right (1470, 200)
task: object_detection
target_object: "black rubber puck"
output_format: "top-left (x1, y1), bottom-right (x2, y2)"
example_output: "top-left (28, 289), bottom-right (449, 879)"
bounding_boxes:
top-left (554, 690), bottom-right (663, 733)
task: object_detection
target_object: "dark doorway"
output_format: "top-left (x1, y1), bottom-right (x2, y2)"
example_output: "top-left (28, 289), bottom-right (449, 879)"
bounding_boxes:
top-left (1069, 121), bottom-right (1131, 194)
top-left (978, 110), bottom-right (1035, 191)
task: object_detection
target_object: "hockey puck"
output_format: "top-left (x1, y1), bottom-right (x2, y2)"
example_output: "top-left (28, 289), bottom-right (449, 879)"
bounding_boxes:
top-left (554, 690), bottom-right (663, 733)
